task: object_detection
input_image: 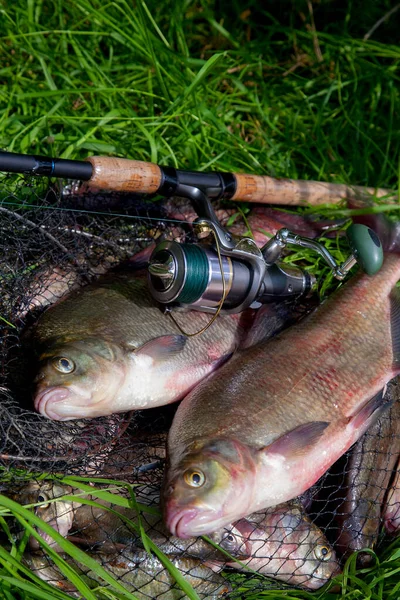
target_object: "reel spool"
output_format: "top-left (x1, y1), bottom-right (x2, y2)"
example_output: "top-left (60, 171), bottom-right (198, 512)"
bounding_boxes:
top-left (148, 240), bottom-right (313, 313)
top-left (148, 220), bottom-right (384, 315)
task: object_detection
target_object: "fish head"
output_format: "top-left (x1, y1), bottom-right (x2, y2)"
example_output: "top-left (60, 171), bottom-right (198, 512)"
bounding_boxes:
top-left (15, 481), bottom-right (80, 551)
top-left (264, 506), bottom-right (341, 588)
top-left (260, 506), bottom-right (340, 588)
top-left (384, 501), bottom-right (400, 534)
top-left (163, 438), bottom-right (256, 539)
top-left (296, 533), bottom-right (341, 589)
top-left (33, 338), bottom-right (125, 420)
top-left (210, 524), bottom-right (250, 560)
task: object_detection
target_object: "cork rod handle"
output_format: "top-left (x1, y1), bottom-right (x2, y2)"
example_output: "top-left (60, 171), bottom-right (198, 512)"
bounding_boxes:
top-left (232, 173), bottom-right (393, 205)
top-left (86, 156), bottom-right (162, 193)
top-left (86, 156), bottom-right (393, 205)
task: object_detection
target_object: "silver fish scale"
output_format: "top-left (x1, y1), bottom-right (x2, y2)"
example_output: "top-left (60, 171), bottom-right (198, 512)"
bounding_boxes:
top-left (170, 254), bottom-right (400, 453)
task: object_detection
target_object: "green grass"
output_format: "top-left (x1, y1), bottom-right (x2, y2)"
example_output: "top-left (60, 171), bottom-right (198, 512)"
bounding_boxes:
top-left (1, 0), bottom-right (400, 598)
top-left (1, 476), bottom-right (400, 600)
top-left (1, 0), bottom-right (399, 186)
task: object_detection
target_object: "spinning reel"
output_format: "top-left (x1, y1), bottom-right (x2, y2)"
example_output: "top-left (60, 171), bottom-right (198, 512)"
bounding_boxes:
top-left (147, 187), bottom-right (383, 315)
top-left (0, 149), bottom-right (383, 317)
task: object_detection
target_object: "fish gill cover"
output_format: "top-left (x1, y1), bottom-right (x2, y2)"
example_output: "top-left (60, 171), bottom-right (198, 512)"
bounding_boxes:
top-left (0, 174), bottom-right (399, 598)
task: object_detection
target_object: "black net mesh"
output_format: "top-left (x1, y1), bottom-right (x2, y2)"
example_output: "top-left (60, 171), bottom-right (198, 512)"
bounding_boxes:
top-left (0, 174), bottom-right (171, 478)
top-left (0, 174), bottom-right (399, 598)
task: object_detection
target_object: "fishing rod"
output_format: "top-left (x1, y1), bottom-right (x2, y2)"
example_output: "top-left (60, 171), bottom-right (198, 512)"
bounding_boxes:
top-left (0, 150), bottom-right (385, 316)
top-left (0, 150), bottom-right (393, 206)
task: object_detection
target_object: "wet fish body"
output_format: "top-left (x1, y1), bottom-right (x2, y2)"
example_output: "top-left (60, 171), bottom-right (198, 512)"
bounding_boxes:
top-left (164, 251), bottom-right (400, 537)
top-left (334, 381), bottom-right (400, 563)
top-left (31, 269), bottom-right (294, 420)
top-left (17, 481), bottom-right (338, 591)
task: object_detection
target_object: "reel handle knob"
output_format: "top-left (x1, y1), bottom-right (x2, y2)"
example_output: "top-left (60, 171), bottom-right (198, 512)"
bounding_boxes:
top-left (346, 224), bottom-right (383, 276)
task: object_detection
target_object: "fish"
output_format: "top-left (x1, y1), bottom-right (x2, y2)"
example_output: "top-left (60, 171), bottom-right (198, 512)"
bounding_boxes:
top-left (29, 264), bottom-right (298, 420)
top-left (8, 480), bottom-right (79, 552)
top-left (25, 550), bottom-right (231, 599)
top-left (215, 502), bottom-right (340, 590)
top-left (333, 380), bottom-right (400, 565)
top-left (383, 455), bottom-right (400, 535)
top-left (163, 223), bottom-right (400, 538)
top-left (14, 480), bottom-right (245, 564)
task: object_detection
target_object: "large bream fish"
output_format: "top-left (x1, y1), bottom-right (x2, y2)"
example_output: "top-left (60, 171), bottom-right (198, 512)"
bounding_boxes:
top-left (163, 225), bottom-right (400, 538)
top-left (30, 267), bottom-right (294, 420)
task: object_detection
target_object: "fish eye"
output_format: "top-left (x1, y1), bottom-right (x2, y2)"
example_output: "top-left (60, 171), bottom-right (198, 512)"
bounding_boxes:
top-left (183, 469), bottom-right (205, 488)
top-left (314, 545), bottom-right (332, 561)
top-left (37, 492), bottom-right (50, 509)
top-left (52, 357), bottom-right (75, 374)
top-left (221, 532), bottom-right (237, 550)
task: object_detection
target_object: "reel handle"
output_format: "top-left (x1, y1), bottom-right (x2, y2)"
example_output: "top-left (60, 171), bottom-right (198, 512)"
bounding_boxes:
top-left (261, 224), bottom-right (383, 280)
top-left (346, 224), bottom-right (383, 276)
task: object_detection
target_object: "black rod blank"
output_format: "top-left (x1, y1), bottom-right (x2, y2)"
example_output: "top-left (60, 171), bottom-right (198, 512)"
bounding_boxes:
top-left (0, 151), bottom-right (93, 180)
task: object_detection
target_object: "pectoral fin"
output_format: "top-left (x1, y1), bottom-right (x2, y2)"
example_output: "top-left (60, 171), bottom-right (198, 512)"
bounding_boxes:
top-left (134, 334), bottom-right (187, 361)
top-left (349, 388), bottom-right (392, 431)
top-left (262, 421), bottom-right (330, 459)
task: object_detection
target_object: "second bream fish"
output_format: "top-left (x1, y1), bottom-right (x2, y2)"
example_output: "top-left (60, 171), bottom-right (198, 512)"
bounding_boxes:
top-left (29, 265), bottom-right (295, 420)
top-left (163, 224), bottom-right (400, 538)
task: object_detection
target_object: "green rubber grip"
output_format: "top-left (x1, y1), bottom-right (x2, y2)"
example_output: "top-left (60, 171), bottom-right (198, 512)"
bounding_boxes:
top-left (346, 224), bottom-right (383, 275)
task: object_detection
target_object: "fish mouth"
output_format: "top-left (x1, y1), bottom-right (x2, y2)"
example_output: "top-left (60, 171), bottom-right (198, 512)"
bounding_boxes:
top-left (29, 518), bottom-right (63, 550)
top-left (307, 563), bottom-right (342, 590)
top-left (34, 387), bottom-right (72, 420)
top-left (385, 516), bottom-right (399, 535)
top-left (167, 506), bottom-right (225, 538)
top-left (168, 508), bottom-right (199, 539)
